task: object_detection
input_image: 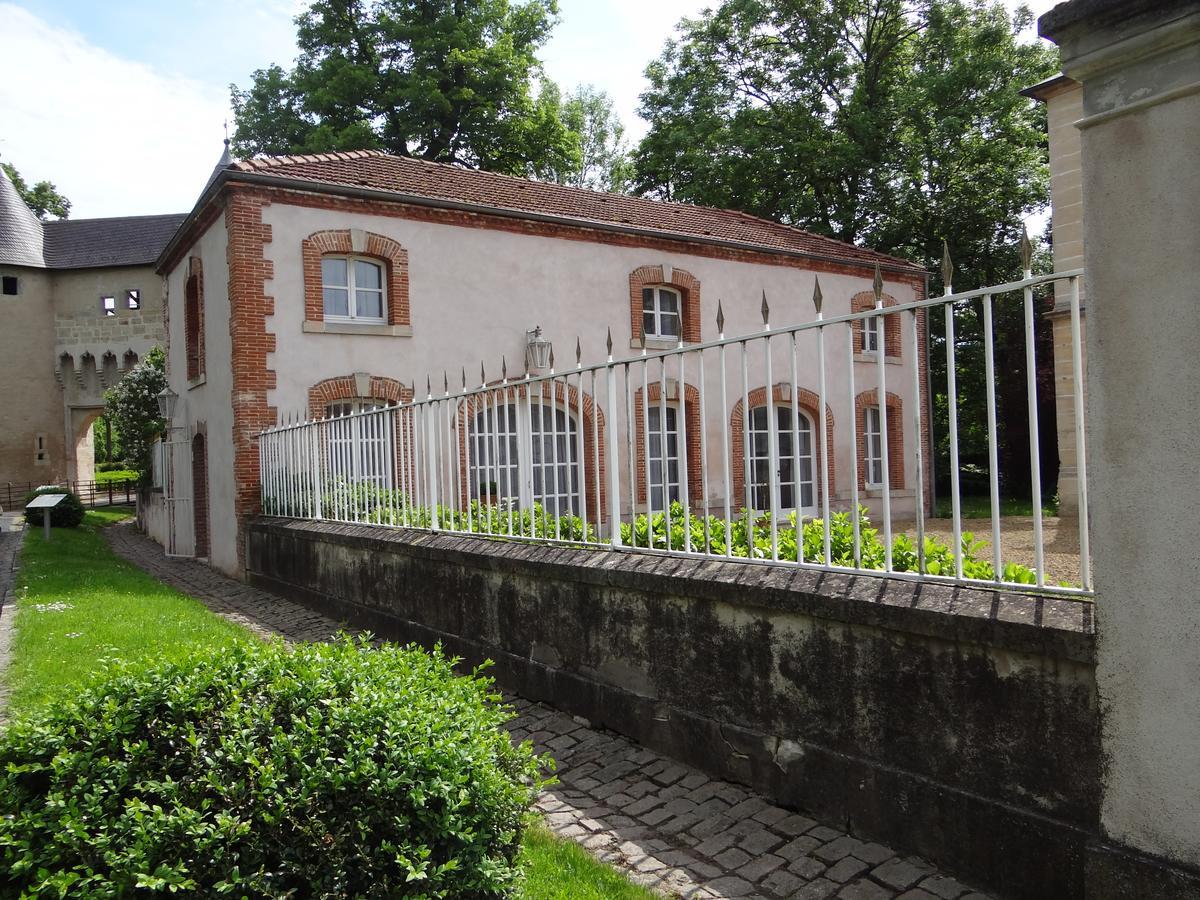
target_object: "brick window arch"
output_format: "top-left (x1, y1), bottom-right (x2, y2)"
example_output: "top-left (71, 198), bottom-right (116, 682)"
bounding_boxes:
top-left (629, 265), bottom-right (701, 344)
top-left (307, 373), bottom-right (412, 418)
top-left (184, 256), bottom-right (204, 380)
top-left (855, 389), bottom-right (905, 490)
top-left (730, 385), bottom-right (836, 508)
top-left (850, 291), bottom-right (902, 357)
top-left (303, 229), bottom-right (410, 327)
top-left (456, 381), bottom-right (608, 522)
top-left (632, 381), bottom-right (702, 505)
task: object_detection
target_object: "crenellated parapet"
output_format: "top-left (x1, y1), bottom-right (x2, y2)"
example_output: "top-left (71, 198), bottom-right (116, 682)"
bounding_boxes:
top-left (55, 348), bottom-right (142, 406)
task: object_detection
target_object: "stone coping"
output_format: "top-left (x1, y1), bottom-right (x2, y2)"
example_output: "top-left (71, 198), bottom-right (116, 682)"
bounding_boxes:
top-left (251, 518), bottom-right (1095, 664)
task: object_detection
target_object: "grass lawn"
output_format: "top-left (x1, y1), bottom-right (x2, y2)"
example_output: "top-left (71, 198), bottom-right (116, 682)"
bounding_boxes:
top-left (933, 492), bottom-right (1059, 519)
top-left (4, 510), bottom-right (652, 899)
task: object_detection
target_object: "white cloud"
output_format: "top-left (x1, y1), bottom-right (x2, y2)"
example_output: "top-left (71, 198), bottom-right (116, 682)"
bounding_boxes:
top-left (0, 3), bottom-right (230, 218)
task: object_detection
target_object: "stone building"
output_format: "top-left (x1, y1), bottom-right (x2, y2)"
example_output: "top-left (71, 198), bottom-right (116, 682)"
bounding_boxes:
top-left (1023, 73), bottom-right (1087, 517)
top-left (0, 167), bottom-right (184, 494)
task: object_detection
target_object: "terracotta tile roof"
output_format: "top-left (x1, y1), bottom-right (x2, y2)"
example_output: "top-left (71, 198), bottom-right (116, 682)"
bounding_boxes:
top-left (232, 150), bottom-right (922, 272)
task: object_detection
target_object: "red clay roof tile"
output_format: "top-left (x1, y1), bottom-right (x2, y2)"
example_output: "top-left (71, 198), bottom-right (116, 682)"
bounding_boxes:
top-left (233, 151), bottom-right (922, 272)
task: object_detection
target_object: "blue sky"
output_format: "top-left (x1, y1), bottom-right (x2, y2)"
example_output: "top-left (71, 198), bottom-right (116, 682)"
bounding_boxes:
top-left (0, 0), bottom-right (1056, 218)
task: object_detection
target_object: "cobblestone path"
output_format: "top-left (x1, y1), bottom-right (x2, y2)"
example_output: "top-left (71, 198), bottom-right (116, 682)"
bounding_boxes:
top-left (107, 522), bottom-right (994, 900)
top-left (0, 527), bottom-right (23, 718)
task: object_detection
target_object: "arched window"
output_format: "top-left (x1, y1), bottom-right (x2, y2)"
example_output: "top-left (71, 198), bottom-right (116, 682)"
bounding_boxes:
top-left (647, 404), bottom-right (681, 509)
top-left (184, 257), bottom-right (204, 380)
top-left (467, 401), bottom-right (582, 515)
top-left (325, 399), bottom-right (395, 489)
top-left (322, 257), bottom-right (386, 322)
top-left (748, 405), bottom-right (816, 513)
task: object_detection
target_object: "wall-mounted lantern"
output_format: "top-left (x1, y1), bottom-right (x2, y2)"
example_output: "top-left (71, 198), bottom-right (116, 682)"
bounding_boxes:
top-left (157, 386), bottom-right (179, 422)
top-left (526, 326), bottom-right (552, 371)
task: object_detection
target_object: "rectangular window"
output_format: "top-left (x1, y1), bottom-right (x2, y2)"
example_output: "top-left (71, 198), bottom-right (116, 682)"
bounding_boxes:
top-left (322, 256), bottom-right (385, 322)
top-left (864, 406), bottom-right (883, 486)
top-left (647, 405), bottom-right (680, 509)
top-left (102, 295), bottom-right (116, 317)
top-left (126, 288), bottom-right (141, 309)
top-left (863, 315), bottom-right (880, 353)
top-left (642, 286), bottom-right (681, 340)
top-left (34, 434), bottom-right (48, 464)
top-left (1, 275), bottom-right (17, 295)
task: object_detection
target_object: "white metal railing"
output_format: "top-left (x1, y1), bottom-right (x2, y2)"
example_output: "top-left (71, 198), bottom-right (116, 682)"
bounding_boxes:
top-left (259, 260), bottom-right (1091, 598)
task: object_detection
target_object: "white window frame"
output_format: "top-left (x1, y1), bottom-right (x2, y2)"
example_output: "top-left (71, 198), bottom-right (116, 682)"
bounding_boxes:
top-left (641, 285), bottom-right (682, 341)
top-left (325, 399), bottom-right (394, 489)
top-left (862, 314), bottom-right (881, 354)
top-left (749, 405), bottom-right (816, 514)
top-left (322, 256), bottom-right (386, 324)
top-left (864, 405), bottom-right (884, 487)
top-left (468, 402), bottom-right (583, 516)
top-left (647, 404), bottom-right (681, 510)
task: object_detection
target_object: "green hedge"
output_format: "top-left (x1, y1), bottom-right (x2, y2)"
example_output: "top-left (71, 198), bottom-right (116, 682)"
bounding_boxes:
top-left (0, 637), bottom-right (545, 898)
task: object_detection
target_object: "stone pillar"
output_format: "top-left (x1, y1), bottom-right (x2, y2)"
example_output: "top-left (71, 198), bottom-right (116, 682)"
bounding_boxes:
top-left (1041, 1), bottom-right (1200, 894)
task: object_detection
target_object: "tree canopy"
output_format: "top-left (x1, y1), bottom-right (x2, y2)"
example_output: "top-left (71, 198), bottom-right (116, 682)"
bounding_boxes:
top-left (231, 0), bottom-right (576, 179)
top-left (104, 347), bottom-right (166, 476)
top-left (1, 159), bottom-right (71, 220)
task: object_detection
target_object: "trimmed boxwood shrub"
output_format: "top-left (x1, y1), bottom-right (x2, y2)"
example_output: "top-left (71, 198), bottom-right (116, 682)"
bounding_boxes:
top-left (21, 485), bottom-right (85, 528)
top-left (0, 637), bottom-right (544, 898)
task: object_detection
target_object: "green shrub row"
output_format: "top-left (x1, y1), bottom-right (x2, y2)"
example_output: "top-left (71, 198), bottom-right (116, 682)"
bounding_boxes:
top-left (0, 637), bottom-right (545, 898)
top-left (264, 481), bottom-right (1045, 585)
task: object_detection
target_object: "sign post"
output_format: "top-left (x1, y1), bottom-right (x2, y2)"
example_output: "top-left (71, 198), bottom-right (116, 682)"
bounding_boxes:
top-left (25, 493), bottom-right (67, 541)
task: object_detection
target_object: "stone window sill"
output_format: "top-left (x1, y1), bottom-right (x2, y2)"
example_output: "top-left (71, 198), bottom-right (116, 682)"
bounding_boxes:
top-left (854, 353), bottom-right (902, 365)
top-left (303, 321), bottom-right (413, 337)
top-left (629, 338), bottom-right (691, 351)
top-left (187, 375), bottom-right (206, 390)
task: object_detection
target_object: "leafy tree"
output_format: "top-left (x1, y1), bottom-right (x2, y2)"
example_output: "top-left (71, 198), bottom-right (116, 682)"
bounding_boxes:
top-left (0, 159), bottom-right (71, 220)
top-left (230, 0), bottom-right (576, 178)
top-left (634, 0), bottom-right (1059, 501)
top-left (104, 348), bottom-right (166, 476)
top-left (553, 84), bottom-right (633, 192)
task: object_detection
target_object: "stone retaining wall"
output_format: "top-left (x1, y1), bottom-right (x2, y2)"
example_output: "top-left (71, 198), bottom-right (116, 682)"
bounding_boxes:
top-left (247, 518), bottom-right (1100, 899)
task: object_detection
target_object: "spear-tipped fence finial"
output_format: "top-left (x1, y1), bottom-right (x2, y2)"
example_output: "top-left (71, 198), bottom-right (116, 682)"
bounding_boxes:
top-left (761, 289), bottom-right (770, 327)
top-left (576, 336), bottom-right (582, 366)
top-left (502, 356), bottom-right (508, 381)
top-left (426, 374), bottom-right (431, 398)
top-left (443, 371), bottom-right (449, 394)
top-left (872, 263), bottom-right (883, 305)
top-left (480, 361), bottom-right (485, 386)
top-left (638, 322), bottom-right (646, 351)
top-left (717, 299), bottom-right (725, 335)
top-left (549, 346), bottom-right (556, 370)
top-left (941, 240), bottom-right (954, 291)
top-left (606, 326), bottom-right (613, 358)
top-left (812, 277), bottom-right (823, 316)
top-left (462, 367), bottom-right (467, 391)
top-left (1019, 224), bottom-right (1033, 273)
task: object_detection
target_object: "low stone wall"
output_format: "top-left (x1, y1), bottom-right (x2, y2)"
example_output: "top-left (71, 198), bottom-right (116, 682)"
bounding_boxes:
top-left (247, 518), bottom-right (1100, 899)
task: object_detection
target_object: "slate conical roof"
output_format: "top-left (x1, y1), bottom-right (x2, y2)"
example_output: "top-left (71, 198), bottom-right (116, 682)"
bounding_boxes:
top-left (200, 139), bottom-right (234, 198)
top-left (0, 166), bottom-right (45, 267)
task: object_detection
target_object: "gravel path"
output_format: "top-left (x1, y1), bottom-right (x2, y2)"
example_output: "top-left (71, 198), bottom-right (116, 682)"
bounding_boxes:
top-left (106, 521), bottom-right (996, 900)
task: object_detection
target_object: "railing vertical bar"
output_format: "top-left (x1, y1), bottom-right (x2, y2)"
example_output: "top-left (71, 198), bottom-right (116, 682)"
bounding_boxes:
top-left (765, 332), bottom-right (779, 561)
top-left (508, 382), bottom-right (517, 538)
top-left (523, 378), bottom-right (534, 538)
top-left (909, 310), bottom-right (925, 574)
top-left (876, 309), bottom-right (893, 571)
top-left (624, 362), bottom-right (636, 547)
top-left (658, 355), bottom-right (672, 553)
top-left (982, 294), bottom-right (1003, 580)
top-left (427, 397), bottom-right (440, 531)
top-left (740, 341), bottom-right (753, 557)
top-left (550, 375), bottom-right (561, 541)
top-left (591, 367), bottom-right (601, 543)
top-left (719, 340), bottom-right (732, 557)
top-left (484, 385), bottom-right (496, 535)
top-left (1069, 276), bottom-right (1091, 590)
top-left (605, 356), bottom-right (622, 548)
top-left (816, 318), bottom-right (832, 566)
top-left (677, 341), bottom-right (692, 552)
top-left (576, 366), bottom-right (587, 540)
top-left (697, 349), bottom-right (711, 554)
top-left (641, 355), bottom-right (653, 547)
top-left (310, 422), bottom-right (322, 520)
top-left (401, 405), bottom-right (412, 528)
top-left (789, 333), bottom-right (803, 564)
top-left (846, 326), bottom-right (861, 567)
top-left (945, 300), bottom-right (964, 580)
top-left (1023, 276), bottom-right (1045, 588)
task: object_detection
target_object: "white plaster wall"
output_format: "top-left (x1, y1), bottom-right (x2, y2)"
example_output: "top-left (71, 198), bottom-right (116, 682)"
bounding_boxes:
top-left (262, 204), bottom-right (925, 520)
top-left (163, 214), bottom-right (238, 573)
